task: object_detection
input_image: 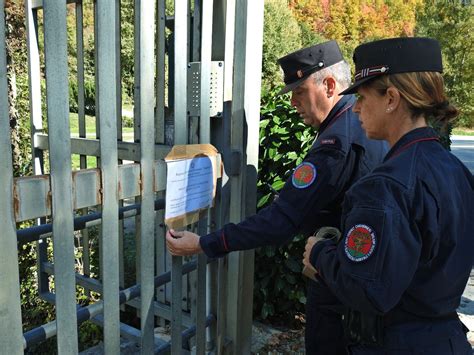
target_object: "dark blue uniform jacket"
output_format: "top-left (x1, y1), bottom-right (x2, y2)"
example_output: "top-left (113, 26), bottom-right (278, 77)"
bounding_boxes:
top-left (200, 95), bottom-right (387, 258)
top-left (310, 127), bottom-right (474, 347)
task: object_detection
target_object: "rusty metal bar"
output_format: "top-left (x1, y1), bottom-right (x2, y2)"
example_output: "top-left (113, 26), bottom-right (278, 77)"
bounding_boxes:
top-left (43, 0), bottom-right (78, 352)
top-left (0, 0), bottom-right (24, 352)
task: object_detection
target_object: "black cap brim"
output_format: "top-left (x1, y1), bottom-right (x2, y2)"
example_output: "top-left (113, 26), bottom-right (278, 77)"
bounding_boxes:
top-left (277, 76), bottom-right (308, 95)
top-left (339, 76), bottom-right (376, 96)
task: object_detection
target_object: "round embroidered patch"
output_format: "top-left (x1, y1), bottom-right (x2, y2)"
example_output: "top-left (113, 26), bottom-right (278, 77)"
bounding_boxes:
top-left (292, 162), bottom-right (317, 189)
top-left (344, 224), bottom-right (376, 262)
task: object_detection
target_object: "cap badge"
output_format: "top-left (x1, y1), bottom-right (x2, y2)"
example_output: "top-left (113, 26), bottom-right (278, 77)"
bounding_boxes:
top-left (292, 162), bottom-right (317, 189)
top-left (296, 69), bottom-right (303, 78)
top-left (344, 224), bottom-right (376, 262)
top-left (354, 65), bottom-right (389, 80)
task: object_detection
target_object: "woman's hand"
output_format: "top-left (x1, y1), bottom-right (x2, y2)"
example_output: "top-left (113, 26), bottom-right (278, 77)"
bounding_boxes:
top-left (166, 229), bottom-right (203, 256)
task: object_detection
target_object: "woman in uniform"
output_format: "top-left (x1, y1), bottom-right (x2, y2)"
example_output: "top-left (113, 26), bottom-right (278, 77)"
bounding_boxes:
top-left (304, 37), bottom-right (474, 354)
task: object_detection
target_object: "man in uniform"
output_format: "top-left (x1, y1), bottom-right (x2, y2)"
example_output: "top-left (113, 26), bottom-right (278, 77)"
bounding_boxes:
top-left (166, 40), bottom-right (388, 354)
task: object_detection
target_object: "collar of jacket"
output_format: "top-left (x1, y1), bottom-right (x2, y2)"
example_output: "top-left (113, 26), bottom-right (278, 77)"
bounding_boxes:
top-left (318, 94), bottom-right (356, 135)
top-left (384, 126), bottom-right (440, 162)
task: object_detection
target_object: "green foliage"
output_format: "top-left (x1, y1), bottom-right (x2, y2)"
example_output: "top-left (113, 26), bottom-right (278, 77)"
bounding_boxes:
top-left (289, 0), bottom-right (423, 70)
top-left (262, 0), bottom-right (304, 92)
top-left (254, 89), bottom-right (315, 320)
top-left (416, 1), bottom-right (474, 128)
top-left (69, 78), bottom-right (97, 116)
top-left (298, 21), bottom-right (327, 48)
top-left (120, 0), bottom-right (135, 103)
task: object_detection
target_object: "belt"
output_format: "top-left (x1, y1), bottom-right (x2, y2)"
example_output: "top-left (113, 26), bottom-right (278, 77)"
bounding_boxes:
top-left (384, 310), bottom-right (459, 327)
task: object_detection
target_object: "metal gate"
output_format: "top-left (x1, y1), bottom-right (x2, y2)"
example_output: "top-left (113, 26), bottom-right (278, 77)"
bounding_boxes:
top-left (0, 0), bottom-right (264, 353)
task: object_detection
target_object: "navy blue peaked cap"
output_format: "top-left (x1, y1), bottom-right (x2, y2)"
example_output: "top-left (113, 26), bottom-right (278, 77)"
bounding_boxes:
top-left (277, 40), bottom-right (344, 95)
top-left (340, 37), bottom-right (443, 95)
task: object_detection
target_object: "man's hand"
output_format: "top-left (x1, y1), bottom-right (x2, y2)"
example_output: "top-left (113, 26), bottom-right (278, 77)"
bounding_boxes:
top-left (302, 227), bottom-right (340, 281)
top-left (166, 229), bottom-right (203, 256)
top-left (302, 236), bottom-right (319, 280)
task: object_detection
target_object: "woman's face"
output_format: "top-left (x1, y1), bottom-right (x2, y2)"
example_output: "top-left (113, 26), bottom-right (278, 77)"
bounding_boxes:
top-left (352, 85), bottom-right (391, 141)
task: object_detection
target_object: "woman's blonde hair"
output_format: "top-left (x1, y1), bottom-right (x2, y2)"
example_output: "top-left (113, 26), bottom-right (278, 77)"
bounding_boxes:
top-left (369, 72), bottom-right (458, 131)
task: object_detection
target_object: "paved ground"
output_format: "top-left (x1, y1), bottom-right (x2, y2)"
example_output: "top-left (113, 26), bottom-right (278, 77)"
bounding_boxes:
top-left (451, 135), bottom-right (474, 173)
top-left (451, 135), bottom-right (474, 348)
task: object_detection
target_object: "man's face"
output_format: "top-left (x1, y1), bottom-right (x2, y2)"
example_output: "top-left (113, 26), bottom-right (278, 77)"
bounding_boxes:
top-left (290, 77), bottom-right (331, 128)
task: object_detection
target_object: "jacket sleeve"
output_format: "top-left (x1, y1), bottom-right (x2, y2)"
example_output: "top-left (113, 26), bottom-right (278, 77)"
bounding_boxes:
top-left (311, 176), bottom-right (421, 315)
top-left (200, 146), bottom-right (352, 258)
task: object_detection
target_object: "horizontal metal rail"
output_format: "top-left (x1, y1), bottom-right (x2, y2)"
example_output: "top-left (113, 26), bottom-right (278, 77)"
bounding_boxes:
top-left (23, 258), bottom-right (213, 349)
top-left (17, 198), bottom-right (165, 244)
top-left (41, 261), bottom-right (195, 328)
top-left (155, 314), bottom-right (215, 354)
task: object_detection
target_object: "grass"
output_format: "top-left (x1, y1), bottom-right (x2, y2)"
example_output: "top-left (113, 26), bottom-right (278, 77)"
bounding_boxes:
top-left (69, 112), bottom-right (134, 136)
top-left (71, 155), bottom-right (98, 170)
top-left (69, 112), bottom-right (134, 169)
top-left (452, 127), bottom-right (474, 136)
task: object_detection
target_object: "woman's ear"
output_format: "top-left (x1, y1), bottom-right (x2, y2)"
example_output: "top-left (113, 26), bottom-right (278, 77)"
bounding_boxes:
top-left (385, 87), bottom-right (401, 112)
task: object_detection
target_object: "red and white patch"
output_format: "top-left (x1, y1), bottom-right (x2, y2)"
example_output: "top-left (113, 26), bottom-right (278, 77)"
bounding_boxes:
top-left (292, 162), bottom-right (317, 189)
top-left (344, 224), bottom-right (376, 262)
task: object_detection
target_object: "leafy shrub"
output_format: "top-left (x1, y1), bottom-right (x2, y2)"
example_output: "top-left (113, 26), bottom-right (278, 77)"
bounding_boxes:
top-left (254, 89), bottom-right (315, 320)
top-left (69, 77), bottom-right (96, 116)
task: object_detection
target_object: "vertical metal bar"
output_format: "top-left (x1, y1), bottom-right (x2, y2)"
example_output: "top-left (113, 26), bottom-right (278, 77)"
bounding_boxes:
top-left (172, 0), bottom-right (188, 353)
top-left (116, 0), bottom-right (126, 310)
top-left (115, 0), bottom-right (122, 143)
top-left (93, 0), bottom-right (103, 286)
top-left (138, 0), bottom-right (156, 353)
top-left (188, 0), bottom-right (198, 144)
top-left (155, 0), bottom-right (165, 145)
top-left (199, 0), bottom-right (212, 144)
top-left (43, 1), bottom-right (79, 352)
top-left (223, 0), bottom-right (235, 103)
top-left (133, 0), bottom-right (141, 144)
top-left (196, 0), bottom-right (213, 353)
top-left (174, 0), bottom-right (188, 144)
top-left (93, 0), bottom-right (100, 142)
top-left (155, 0), bottom-right (166, 327)
top-left (76, 0), bottom-right (86, 143)
top-left (217, 1), bottom-right (237, 351)
top-left (239, 0), bottom-right (264, 350)
top-left (97, 1), bottom-right (120, 353)
top-left (188, 1), bottom-right (201, 350)
top-left (75, 0), bottom-right (91, 301)
top-left (0, 1), bottom-right (23, 352)
top-left (25, 0), bottom-right (43, 174)
top-left (133, 0), bottom-right (142, 296)
top-left (226, 0), bottom-right (249, 350)
top-left (243, 0), bottom-right (264, 221)
top-left (203, 0), bottom-right (232, 351)
top-left (25, 0), bottom-right (49, 297)
top-left (226, 0), bottom-right (264, 353)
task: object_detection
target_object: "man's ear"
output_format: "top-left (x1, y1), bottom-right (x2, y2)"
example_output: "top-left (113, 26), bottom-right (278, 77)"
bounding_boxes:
top-left (324, 77), bottom-right (337, 98)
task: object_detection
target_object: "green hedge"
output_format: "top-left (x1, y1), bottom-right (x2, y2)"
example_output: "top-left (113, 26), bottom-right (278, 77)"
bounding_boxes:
top-left (254, 90), bottom-right (314, 320)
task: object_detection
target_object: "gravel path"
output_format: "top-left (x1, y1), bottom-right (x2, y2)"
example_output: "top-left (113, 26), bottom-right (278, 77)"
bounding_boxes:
top-left (252, 268), bottom-right (474, 353)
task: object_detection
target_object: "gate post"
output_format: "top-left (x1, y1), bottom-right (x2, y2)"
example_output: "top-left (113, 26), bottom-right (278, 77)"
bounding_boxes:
top-left (0, 1), bottom-right (23, 352)
top-left (225, 0), bottom-right (264, 353)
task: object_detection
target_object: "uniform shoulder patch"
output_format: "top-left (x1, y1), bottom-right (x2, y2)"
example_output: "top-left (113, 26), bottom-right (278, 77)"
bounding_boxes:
top-left (344, 224), bottom-right (376, 262)
top-left (292, 162), bottom-right (317, 189)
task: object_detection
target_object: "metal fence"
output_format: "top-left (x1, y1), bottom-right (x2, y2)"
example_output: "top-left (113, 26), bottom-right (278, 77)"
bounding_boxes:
top-left (0, 0), bottom-right (264, 353)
